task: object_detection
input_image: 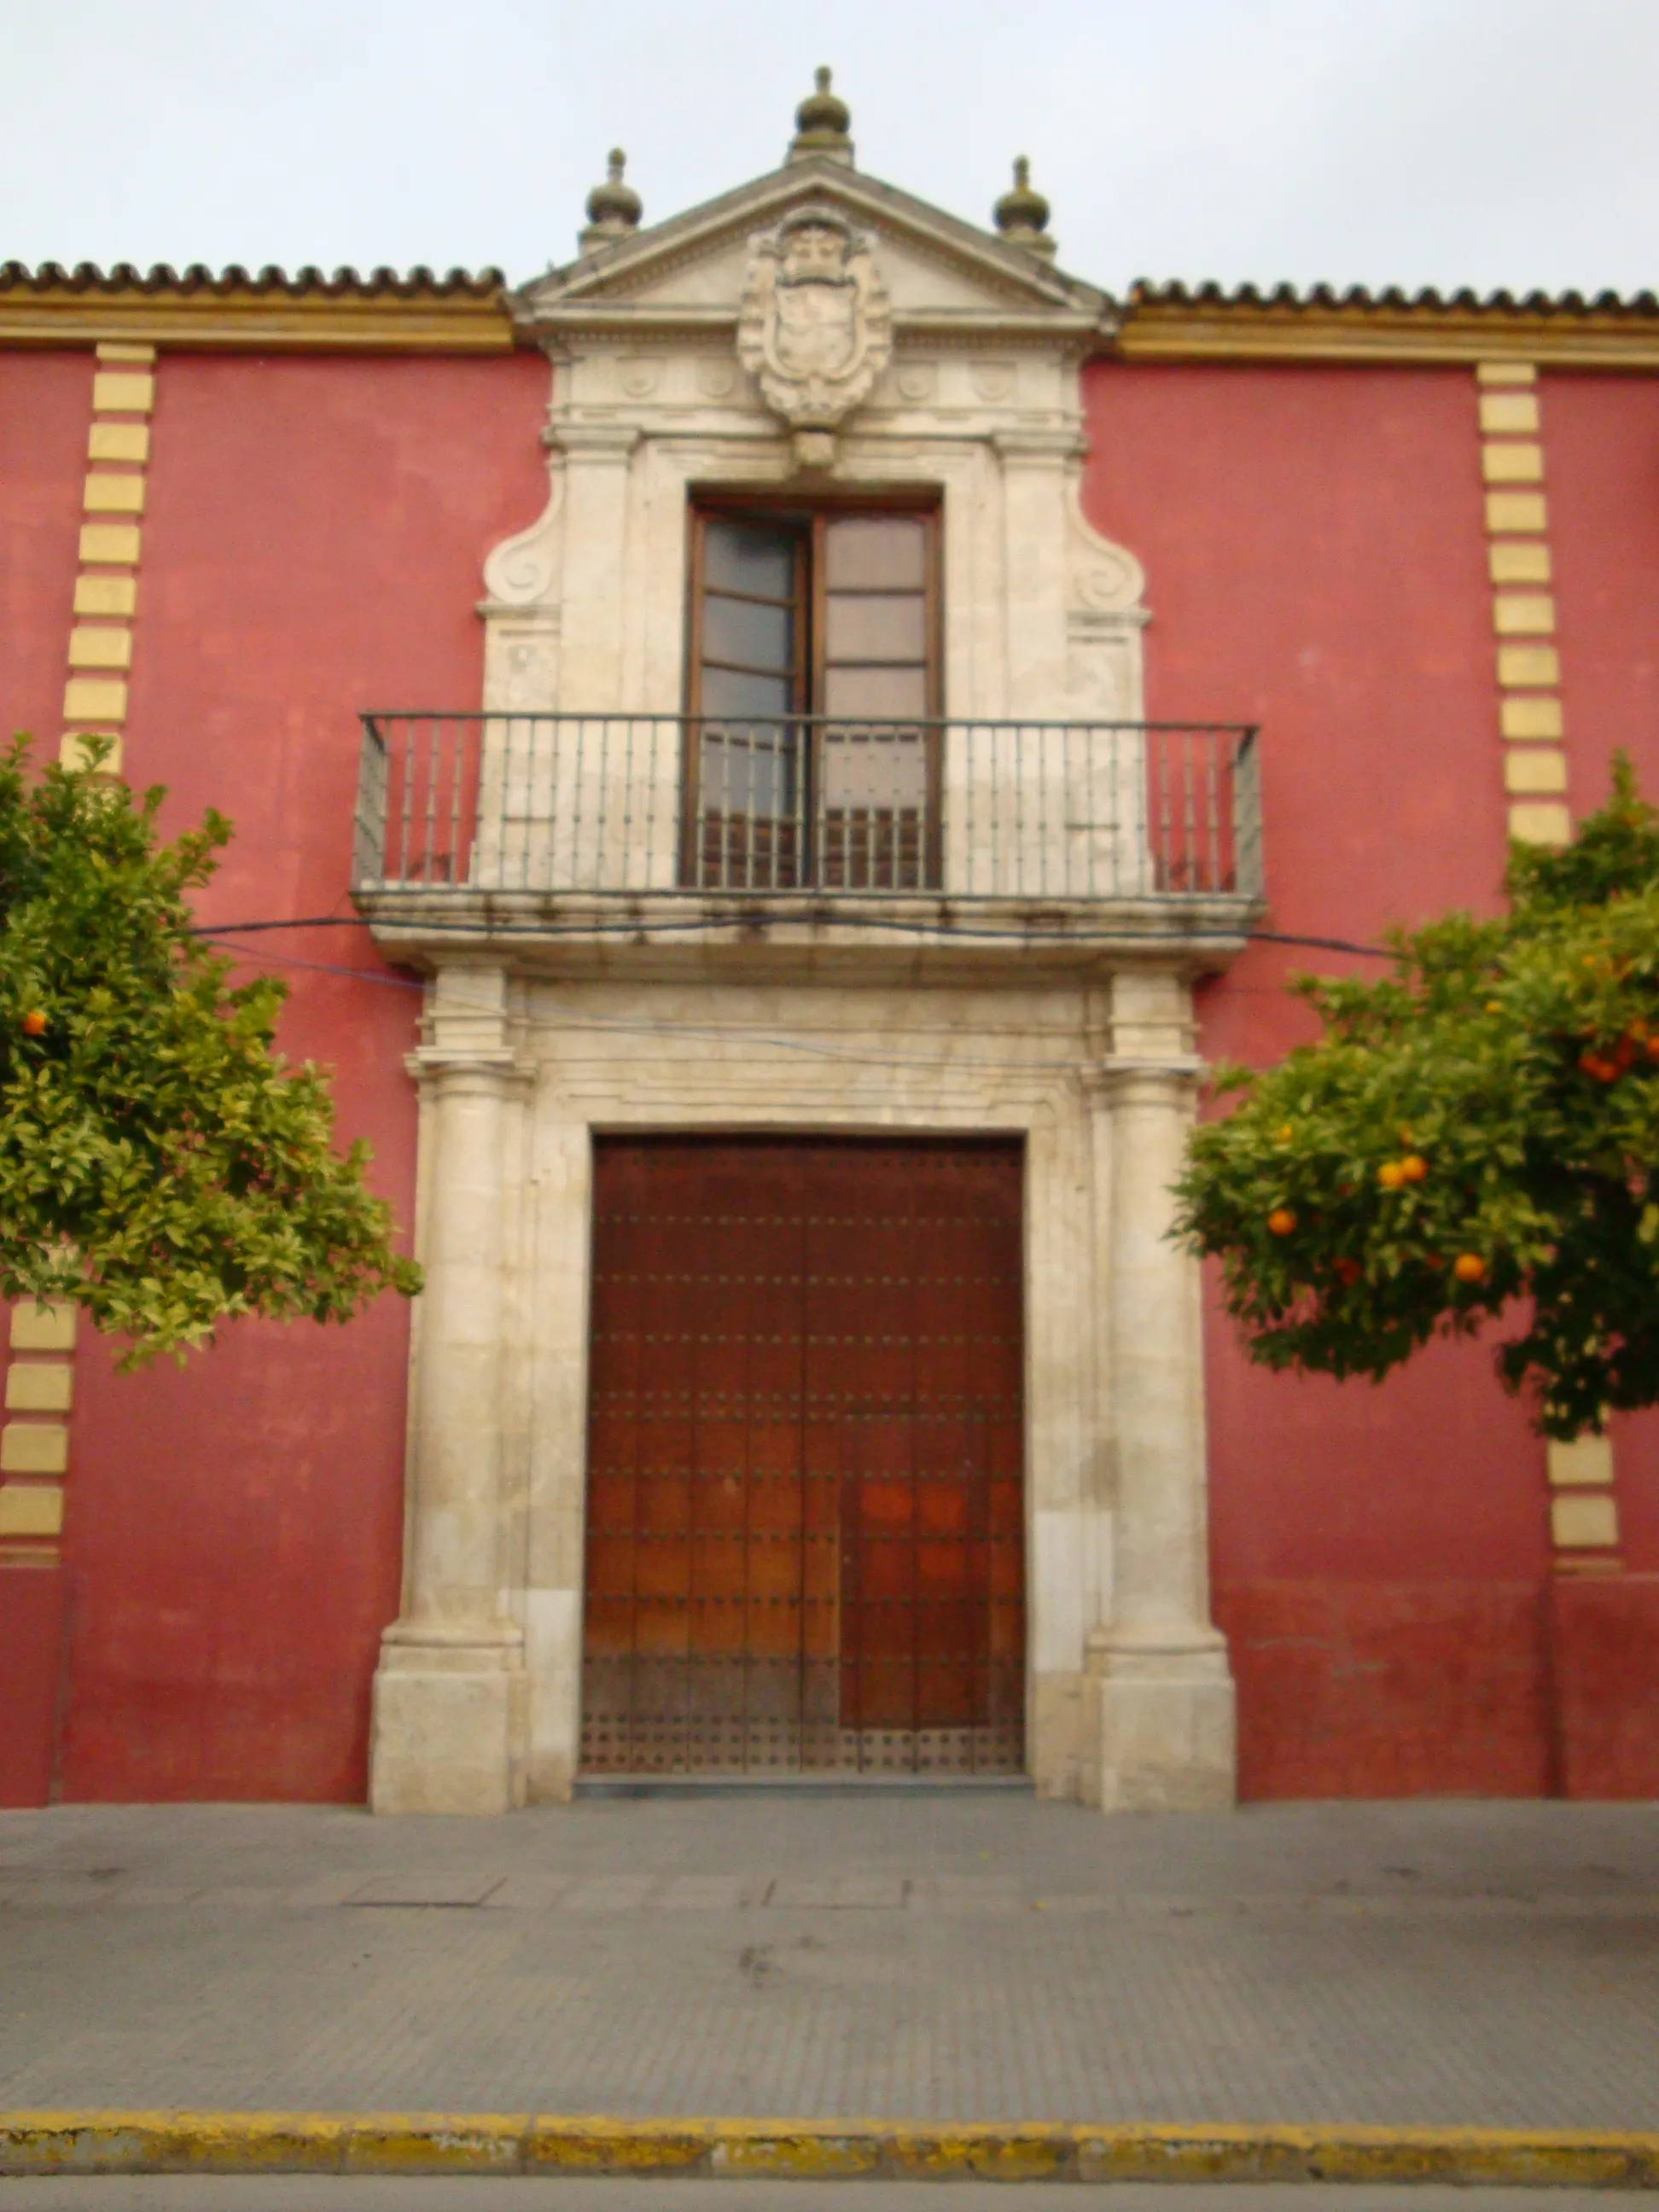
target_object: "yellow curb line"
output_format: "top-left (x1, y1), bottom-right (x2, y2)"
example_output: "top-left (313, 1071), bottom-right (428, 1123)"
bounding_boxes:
top-left (2, 2114), bottom-right (1658, 2184)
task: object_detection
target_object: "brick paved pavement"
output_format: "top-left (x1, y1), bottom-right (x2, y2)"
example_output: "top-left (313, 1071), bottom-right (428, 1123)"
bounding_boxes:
top-left (1, 1796), bottom-right (1656, 2126)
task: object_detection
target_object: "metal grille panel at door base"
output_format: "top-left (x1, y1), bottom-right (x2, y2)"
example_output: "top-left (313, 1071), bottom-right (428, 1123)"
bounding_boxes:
top-left (581, 1138), bottom-right (1026, 1777)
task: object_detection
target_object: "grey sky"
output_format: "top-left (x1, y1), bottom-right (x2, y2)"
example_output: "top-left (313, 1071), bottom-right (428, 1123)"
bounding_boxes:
top-left (3, 0), bottom-right (1656, 300)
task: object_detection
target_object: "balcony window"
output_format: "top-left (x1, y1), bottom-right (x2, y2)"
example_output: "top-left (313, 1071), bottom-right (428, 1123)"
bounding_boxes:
top-left (688, 504), bottom-right (940, 889)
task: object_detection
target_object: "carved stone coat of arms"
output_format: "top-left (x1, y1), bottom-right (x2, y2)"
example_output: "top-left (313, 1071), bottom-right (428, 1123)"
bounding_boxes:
top-left (736, 205), bottom-right (893, 437)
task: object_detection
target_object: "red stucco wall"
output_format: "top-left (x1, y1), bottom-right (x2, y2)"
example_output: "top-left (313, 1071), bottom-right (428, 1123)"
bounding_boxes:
top-left (0, 352), bottom-right (88, 748)
top-left (0, 355), bottom-right (88, 1802)
top-left (1081, 360), bottom-right (1558, 1794)
top-left (55, 349), bottom-right (550, 1800)
top-left (7, 340), bottom-right (1654, 1803)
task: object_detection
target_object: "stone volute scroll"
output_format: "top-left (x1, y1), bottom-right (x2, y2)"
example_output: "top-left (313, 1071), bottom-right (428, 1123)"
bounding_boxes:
top-left (736, 203), bottom-right (893, 472)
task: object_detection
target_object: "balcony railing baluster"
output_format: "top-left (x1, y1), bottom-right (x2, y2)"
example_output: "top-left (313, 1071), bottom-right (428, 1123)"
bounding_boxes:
top-left (354, 713), bottom-right (1262, 906)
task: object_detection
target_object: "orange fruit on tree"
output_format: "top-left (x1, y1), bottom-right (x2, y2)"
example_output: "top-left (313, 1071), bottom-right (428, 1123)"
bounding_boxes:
top-left (1647, 1036), bottom-right (1659, 1063)
top-left (1452, 1253), bottom-right (1486, 1284)
top-left (1266, 1208), bottom-right (1296, 1237)
top-left (1377, 1161), bottom-right (1406, 1190)
top-left (20, 1010), bottom-right (46, 1036)
top-left (1400, 1155), bottom-right (1427, 1182)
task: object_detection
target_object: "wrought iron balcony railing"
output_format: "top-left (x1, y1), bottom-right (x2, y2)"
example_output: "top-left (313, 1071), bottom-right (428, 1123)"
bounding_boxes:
top-left (352, 713), bottom-right (1261, 906)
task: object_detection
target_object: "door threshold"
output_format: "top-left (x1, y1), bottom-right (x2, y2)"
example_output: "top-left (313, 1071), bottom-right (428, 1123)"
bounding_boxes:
top-left (573, 1773), bottom-right (1034, 1799)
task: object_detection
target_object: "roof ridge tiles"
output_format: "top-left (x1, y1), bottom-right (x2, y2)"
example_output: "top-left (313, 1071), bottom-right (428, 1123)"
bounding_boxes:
top-left (0, 258), bottom-right (506, 296)
top-left (1121, 275), bottom-right (1659, 319)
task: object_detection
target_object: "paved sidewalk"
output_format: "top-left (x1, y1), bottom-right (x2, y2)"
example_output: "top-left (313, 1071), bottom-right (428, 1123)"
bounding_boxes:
top-left (1, 1796), bottom-right (1656, 2127)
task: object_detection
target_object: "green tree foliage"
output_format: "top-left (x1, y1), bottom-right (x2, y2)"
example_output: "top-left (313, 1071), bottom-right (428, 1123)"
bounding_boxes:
top-left (0, 739), bottom-right (420, 1359)
top-left (1174, 759), bottom-right (1659, 1440)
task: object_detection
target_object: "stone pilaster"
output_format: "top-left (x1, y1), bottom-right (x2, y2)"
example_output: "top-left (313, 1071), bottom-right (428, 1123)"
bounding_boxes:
top-left (544, 421), bottom-right (641, 711)
top-left (370, 966), bottom-right (531, 1815)
top-left (1087, 969), bottom-right (1236, 1812)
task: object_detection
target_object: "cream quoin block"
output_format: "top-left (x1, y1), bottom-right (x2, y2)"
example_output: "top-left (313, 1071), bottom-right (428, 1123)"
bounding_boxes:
top-left (90, 371), bottom-right (154, 416)
top-left (370, 965), bottom-right (531, 1816)
top-left (1547, 1436), bottom-right (1614, 1487)
top-left (67, 626), bottom-right (134, 669)
top-left (1489, 540), bottom-right (1551, 584)
top-left (1486, 491), bottom-right (1547, 534)
top-left (73, 574), bottom-right (137, 617)
top-left (9, 1302), bottom-right (78, 1353)
top-left (1501, 696), bottom-right (1563, 740)
top-left (79, 523), bottom-right (141, 567)
top-left (1481, 442), bottom-right (1544, 484)
top-left (1088, 972), bottom-right (1235, 1812)
top-left (1497, 644), bottom-right (1560, 690)
top-left (1477, 358), bottom-right (1569, 851)
top-left (1509, 801), bottom-right (1573, 843)
top-left (62, 678), bottom-right (127, 724)
top-left (1478, 391), bottom-right (1540, 435)
top-left (88, 420), bottom-right (150, 464)
top-left (1492, 595), bottom-right (1556, 636)
top-left (5, 1364), bottom-right (73, 1412)
top-left (1504, 750), bottom-right (1568, 795)
top-left (83, 472), bottom-right (145, 514)
top-left (0, 1482), bottom-right (65, 1539)
top-left (1545, 1437), bottom-right (1620, 1569)
top-left (1551, 1493), bottom-right (1620, 1551)
top-left (63, 344), bottom-right (154, 777)
top-left (1, 1422), bottom-right (68, 1474)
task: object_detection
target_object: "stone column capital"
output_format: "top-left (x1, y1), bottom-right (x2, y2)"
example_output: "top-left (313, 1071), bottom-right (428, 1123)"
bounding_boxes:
top-left (990, 424), bottom-right (1086, 467)
top-left (1080, 1056), bottom-right (1202, 1109)
top-left (545, 419), bottom-right (643, 463)
top-left (405, 1048), bottom-right (536, 1098)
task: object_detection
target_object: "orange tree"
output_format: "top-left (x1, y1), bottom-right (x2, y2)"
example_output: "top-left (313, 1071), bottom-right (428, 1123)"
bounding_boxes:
top-left (1173, 759), bottom-right (1659, 1440)
top-left (0, 738), bottom-right (420, 1359)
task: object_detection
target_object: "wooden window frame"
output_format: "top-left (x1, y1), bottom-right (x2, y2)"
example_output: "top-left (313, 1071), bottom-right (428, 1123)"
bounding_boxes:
top-left (683, 494), bottom-right (943, 889)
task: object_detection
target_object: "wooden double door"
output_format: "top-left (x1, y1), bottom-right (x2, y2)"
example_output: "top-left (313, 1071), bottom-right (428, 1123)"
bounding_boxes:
top-left (581, 1138), bottom-right (1025, 1775)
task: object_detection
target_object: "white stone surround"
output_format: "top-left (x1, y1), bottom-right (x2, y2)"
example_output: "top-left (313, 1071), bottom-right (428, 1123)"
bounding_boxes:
top-left (367, 152), bottom-right (1243, 1816)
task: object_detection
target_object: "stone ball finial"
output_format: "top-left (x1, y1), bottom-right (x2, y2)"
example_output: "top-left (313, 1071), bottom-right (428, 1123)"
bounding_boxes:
top-left (993, 154), bottom-right (1057, 260)
top-left (579, 148), bottom-right (643, 254)
top-left (789, 65), bottom-right (854, 166)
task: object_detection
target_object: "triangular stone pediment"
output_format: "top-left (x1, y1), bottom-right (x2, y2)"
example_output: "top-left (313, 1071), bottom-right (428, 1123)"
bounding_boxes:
top-left (512, 156), bottom-right (1115, 342)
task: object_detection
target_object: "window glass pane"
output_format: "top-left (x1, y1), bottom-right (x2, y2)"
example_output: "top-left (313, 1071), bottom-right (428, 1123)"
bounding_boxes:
top-left (702, 593), bottom-right (794, 673)
top-left (825, 592), bottom-right (925, 664)
top-left (704, 518), bottom-right (799, 598)
top-left (823, 664), bottom-right (929, 719)
top-left (700, 666), bottom-right (795, 719)
top-left (824, 515), bottom-right (926, 591)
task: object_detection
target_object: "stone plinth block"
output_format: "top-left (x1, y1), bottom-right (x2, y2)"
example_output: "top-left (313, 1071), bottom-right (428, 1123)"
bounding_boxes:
top-left (1097, 1635), bottom-right (1236, 1813)
top-left (370, 1635), bottom-right (528, 1816)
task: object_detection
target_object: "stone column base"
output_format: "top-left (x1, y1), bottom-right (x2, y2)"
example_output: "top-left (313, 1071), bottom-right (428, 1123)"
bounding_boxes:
top-left (1094, 1627), bottom-right (1236, 1813)
top-left (369, 1623), bottom-right (528, 1816)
